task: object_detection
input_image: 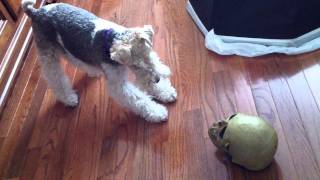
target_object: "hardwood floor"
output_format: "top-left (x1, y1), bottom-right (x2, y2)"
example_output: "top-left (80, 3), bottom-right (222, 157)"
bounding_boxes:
top-left (1, 0), bottom-right (320, 179)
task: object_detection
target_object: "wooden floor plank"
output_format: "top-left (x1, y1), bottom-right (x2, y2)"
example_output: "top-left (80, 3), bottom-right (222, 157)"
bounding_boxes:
top-left (227, 58), bottom-right (279, 180)
top-left (0, 52), bottom-right (43, 178)
top-left (200, 56), bottom-right (231, 180)
top-left (245, 59), bottom-right (298, 180)
top-left (300, 52), bottom-right (320, 115)
top-left (276, 56), bottom-right (320, 169)
top-left (0, 43), bottom-right (37, 139)
top-left (31, 63), bottom-right (79, 180)
top-left (6, 77), bottom-right (46, 178)
top-left (227, 57), bottom-right (257, 115)
top-left (62, 76), bottom-right (106, 180)
top-left (266, 58), bottom-right (320, 179)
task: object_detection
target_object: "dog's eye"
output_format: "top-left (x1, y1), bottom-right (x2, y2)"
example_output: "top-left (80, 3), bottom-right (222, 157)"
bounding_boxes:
top-left (142, 39), bottom-right (152, 47)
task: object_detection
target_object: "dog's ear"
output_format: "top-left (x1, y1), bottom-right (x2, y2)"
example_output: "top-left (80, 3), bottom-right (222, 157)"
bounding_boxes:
top-left (143, 25), bottom-right (154, 38)
top-left (135, 25), bottom-right (154, 46)
top-left (110, 44), bottom-right (132, 65)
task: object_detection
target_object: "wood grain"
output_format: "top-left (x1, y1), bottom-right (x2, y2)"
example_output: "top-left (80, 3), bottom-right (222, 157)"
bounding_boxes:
top-left (2, 0), bottom-right (21, 20)
top-left (0, 1), bottom-right (14, 22)
top-left (245, 58), bottom-right (298, 180)
top-left (0, 20), bottom-right (15, 63)
top-left (265, 57), bottom-right (320, 179)
top-left (0, 0), bottom-right (48, 114)
top-left (1, 0), bottom-right (320, 179)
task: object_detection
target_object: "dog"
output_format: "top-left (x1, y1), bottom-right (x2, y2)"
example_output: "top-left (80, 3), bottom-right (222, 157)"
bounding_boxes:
top-left (21, 0), bottom-right (177, 122)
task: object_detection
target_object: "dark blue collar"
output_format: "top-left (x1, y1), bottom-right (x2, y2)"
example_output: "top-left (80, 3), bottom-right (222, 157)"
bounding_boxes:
top-left (103, 28), bottom-right (116, 52)
top-left (102, 29), bottom-right (131, 65)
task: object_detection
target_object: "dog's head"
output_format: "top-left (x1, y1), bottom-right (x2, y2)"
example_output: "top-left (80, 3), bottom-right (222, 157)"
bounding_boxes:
top-left (110, 25), bottom-right (164, 83)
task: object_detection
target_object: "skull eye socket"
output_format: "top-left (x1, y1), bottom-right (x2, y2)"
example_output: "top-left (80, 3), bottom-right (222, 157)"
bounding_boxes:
top-left (219, 126), bottom-right (227, 138)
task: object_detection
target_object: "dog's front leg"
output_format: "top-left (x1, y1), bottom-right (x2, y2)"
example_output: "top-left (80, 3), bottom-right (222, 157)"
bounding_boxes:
top-left (134, 52), bottom-right (177, 103)
top-left (135, 73), bottom-right (177, 103)
top-left (101, 64), bottom-right (168, 122)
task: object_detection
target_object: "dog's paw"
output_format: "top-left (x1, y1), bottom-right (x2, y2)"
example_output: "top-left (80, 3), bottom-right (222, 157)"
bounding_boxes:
top-left (143, 103), bottom-right (168, 123)
top-left (154, 86), bottom-right (177, 103)
top-left (149, 78), bottom-right (177, 103)
top-left (64, 93), bottom-right (79, 107)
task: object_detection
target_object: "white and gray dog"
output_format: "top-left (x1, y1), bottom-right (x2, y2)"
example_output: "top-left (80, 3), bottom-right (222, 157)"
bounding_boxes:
top-left (21, 0), bottom-right (177, 122)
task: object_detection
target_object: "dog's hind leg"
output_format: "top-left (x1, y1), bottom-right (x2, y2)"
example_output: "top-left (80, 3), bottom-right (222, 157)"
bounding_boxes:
top-left (101, 63), bottom-right (168, 122)
top-left (37, 44), bottom-right (79, 107)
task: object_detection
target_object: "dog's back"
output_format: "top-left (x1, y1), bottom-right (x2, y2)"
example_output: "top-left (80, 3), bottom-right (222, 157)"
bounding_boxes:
top-left (21, 0), bottom-right (114, 65)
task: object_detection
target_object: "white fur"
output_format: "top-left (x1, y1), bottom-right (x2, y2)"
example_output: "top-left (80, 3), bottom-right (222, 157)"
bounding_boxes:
top-left (135, 74), bottom-right (177, 103)
top-left (149, 51), bottom-right (171, 77)
top-left (101, 63), bottom-right (168, 122)
top-left (43, 3), bottom-right (60, 12)
top-left (21, 0), bottom-right (36, 7)
top-left (64, 50), bottom-right (103, 78)
top-left (56, 33), bottom-right (64, 46)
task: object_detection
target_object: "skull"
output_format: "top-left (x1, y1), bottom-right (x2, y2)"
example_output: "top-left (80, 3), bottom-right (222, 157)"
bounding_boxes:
top-left (208, 113), bottom-right (278, 171)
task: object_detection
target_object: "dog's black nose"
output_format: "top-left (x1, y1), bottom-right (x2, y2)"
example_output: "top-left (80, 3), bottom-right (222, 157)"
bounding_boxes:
top-left (154, 76), bottom-right (160, 83)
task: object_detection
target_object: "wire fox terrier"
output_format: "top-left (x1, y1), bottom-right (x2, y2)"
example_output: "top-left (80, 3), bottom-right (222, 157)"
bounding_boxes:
top-left (21, 0), bottom-right (177, 122)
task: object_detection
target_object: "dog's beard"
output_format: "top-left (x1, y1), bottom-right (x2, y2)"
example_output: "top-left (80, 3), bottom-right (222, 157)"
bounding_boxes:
top-left (128, 46), bottom-right (162, 83)
top-left (129, 64), bottom-right (160, 83)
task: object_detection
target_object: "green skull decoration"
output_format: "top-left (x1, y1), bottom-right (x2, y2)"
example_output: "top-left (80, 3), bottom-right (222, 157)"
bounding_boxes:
top-left (208, 113), bottom-right (278, 171)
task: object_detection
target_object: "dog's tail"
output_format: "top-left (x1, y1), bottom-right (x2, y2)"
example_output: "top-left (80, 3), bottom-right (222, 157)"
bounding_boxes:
top-left (21, 0), bottom-right (38, 17)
